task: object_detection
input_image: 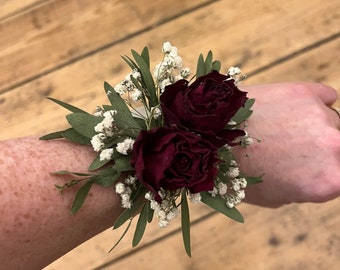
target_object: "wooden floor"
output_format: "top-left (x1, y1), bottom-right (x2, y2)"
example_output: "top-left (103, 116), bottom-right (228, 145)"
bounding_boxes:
top-left (1, 0), bottom-right (340, 269)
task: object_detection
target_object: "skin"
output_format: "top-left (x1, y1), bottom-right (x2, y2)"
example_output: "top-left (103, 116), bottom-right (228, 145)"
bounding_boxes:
top-left (236, 82), bottom-right (340, 207)
top-left (0, 82), bottom-right (339, 269)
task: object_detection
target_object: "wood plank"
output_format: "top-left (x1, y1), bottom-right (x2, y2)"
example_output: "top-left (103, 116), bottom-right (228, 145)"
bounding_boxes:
top-left (44, 38), bottom-right (340, 270)
top-left (104, 200), bottom-right (340, 270)
top-left (1, 0), bottom-right (339, 140)
top-left (0, 0), bottom-right (42, 20)
top-left (0, 0), bottom-right (211, 93)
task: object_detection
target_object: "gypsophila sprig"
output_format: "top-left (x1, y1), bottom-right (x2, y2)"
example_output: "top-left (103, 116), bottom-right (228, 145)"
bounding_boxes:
top-left (40, 41), bottom-right (262, 257)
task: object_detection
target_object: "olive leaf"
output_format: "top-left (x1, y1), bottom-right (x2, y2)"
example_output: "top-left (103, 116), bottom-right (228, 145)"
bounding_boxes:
top-left (88, 155), bottom-right (111, 171)
top-left (181, 190), bottom-right (191, 257)
top-left (200, 192), bottom-right (244, 223)
top-left (71, 179), bottom-right (95, 214)
top-left (39, 131), bottom-right (64, 140)
top-left (230, 98), bottom-right (255, 126)
top-left (109, 219), bottom-right (133, 252)
top-left (62, 128), bottom-right (91, 145)
top-left (131, 49), bottom-right (157, 106)
top-left (104, 82), bottom-right (142, 137)
top-left (47, 97), bottom-right (89, 114)
top-left (66, 113), bottom-right (102, 139)
top-left (196, 51), bottom-right (221, 78)
top-left (132, 202), bottom-right (149, 247)
top-left (113, 185), bottom-right (146, 229)
top-left (91, 169), bottom-right (121, 187)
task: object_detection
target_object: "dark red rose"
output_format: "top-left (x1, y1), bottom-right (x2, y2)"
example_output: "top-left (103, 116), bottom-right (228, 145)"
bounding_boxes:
top-left (160, 70), bottom-right (248, 147)
top-left (131, 127), bottom-right (219, 202)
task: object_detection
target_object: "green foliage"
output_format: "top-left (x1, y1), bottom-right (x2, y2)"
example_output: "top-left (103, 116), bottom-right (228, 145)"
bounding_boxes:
top-left (39, 131), bottom-right (64, 140)
top-left (66, 113), bottom-right (102, 139)
top-left (71, 179), bottom-right (95, 213)
top-left (195, 50), bottom-right (221, 78)
top-left (230, 98), bottom-right (255, 127)
top-left (113, 185), bottom-right (146, 229)
top-left (47, 97), bottom-right (89, 114)
top-left (40, 43), bottom-right (261, 257)
top-left (244, 175), bottom-right (263, 185)
top-left (62, 128), bottom-right (91, 145)
top-left (132, 202), bottom-right (149, 247)
top-left (109, 219), bottom-right (133, 252)
top-left (88, 155), bottom-right (111, 171)
top-left (200, 192), bottom-right (244, 223)
top-left (104, 82), bottom-right (142, 138)
top-left (131, 49), bottom-right (157, 107)
top-left (181, 190), bottom-right (191, 257)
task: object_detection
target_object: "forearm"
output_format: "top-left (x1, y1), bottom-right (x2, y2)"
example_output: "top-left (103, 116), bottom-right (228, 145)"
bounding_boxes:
top-left (0, 137), bottom-right (122, 270)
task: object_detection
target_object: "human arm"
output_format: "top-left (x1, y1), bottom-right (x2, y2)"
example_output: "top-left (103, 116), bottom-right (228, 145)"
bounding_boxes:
top-left (0, 138), bottom-right (123, 270)
top-left (0, 82), bottom-right (339, 269)
top-left (235, 82), bottom-right (340, 207)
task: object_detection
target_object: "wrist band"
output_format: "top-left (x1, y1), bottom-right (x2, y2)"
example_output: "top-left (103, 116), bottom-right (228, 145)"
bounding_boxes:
top-left (40, 42), bottom-right (262, 256)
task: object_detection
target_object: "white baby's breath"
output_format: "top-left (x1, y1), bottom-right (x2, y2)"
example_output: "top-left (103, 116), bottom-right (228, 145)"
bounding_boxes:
top-left (99, 148), bottom-right (113, 161)
top-left (116, 138), bottom-right (135, 155)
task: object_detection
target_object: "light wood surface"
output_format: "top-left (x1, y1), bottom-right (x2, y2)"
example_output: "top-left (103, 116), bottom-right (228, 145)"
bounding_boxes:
top-left (1, 0), bottom-right (339, 269)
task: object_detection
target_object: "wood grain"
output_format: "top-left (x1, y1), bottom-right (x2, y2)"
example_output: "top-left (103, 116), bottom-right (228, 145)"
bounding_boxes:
top-left (0, 0), bottom-right (210, 93)
top-left (1, 0), bottom-right (339, 269)
top-left (1, 0), bottom-right (339, 140)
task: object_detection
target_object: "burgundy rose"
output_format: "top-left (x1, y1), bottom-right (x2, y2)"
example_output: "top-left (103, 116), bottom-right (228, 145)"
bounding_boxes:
top-left (130, 127), bottom-right (219, 202)
top-left (160, 70), bottom-right (248, 147)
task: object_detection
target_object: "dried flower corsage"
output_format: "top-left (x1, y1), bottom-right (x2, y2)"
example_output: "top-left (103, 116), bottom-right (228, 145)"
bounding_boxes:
top-left (40, 42), bottom-right (262, 256)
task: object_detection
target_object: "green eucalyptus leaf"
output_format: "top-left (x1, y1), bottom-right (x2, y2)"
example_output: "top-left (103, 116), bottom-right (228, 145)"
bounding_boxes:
top-left (196, 53), bottom-right (205, 78)
top-left (113, 155), bottom-right (134, 172)
top-left (47, 97), bottom-right (88, 114)
top-left (113, 186), bottom-right (146, 229)
top-left (147, 205), bottom-right (154, 223)
top-left (62, 128), bottom-right (91, 145)
top-left (131, 50), bottom-right (157, 106)
top-left (133, 116), bottom-right (147, 130)
top-left (39, 131), bottom-right (64, 140)
top-left (52, 170), bottom-right (92, 176)
top-left (230, 98), bottom-right (255, 125)
top-left (204, 50), bottom-right (213, 74)
top-left (88, 155), bottom-right (111, 171)
top-left (212, 60), bottom-right (221, 72)
top-left (140, 46), bottom-right (150, 68)
top-left (71, 179), bottom-right (94, 213)
top-left (109, 219), bottom-right (132, 252)
top-left (66, 113), bottom-right (101, 139)
top-left (200, 192), bottom-right (244, 223)
top-left (121, 55), bottom-right (138, 70)
top-left (181, 190), bottom-right (191, 257)
top-left (55, 179), bottom-right (81, 190)
top-left (91, 169), bottom-right (121, 187)
top-left (132, 203), bottom-right (149, 247)
top-left (113, 203), bottom-right (140, 230)
top-left (104, 82), bottom-right (142, 137)
top-left (244, 175), bottom-right (263, 185)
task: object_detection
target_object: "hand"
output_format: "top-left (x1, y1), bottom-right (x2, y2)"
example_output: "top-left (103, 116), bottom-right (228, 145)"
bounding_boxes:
top-left (234, 82), bottom-right (340, 207)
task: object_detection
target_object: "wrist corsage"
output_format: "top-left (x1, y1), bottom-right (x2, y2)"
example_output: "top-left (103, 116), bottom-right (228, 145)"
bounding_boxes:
top-left (41, 42), bottom-right (262, 256)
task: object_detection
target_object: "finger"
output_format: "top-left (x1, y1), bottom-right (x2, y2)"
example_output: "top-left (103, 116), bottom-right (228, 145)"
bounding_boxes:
top-left (330, 107), bottom-right (340, 129)
top-left (306, 82), bottom-right (338, 106)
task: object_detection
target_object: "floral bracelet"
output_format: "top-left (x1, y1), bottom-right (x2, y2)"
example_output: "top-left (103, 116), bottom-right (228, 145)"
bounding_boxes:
top-left (41, 42), bottom-right (262, 256)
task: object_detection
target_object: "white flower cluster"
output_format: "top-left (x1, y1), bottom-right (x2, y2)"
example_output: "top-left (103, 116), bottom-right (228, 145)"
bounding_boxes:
top-left (116, 138), bottom-right (135, 155)
top-left (91, 109), bottom-right (118, 156)
top-left (154, 41), bottom-right (191, 93)
top-left (114, 69), bottom-right (142, 101)
top-left (209, 160), bottom-right (247, 208)
top-left (227, 66), bottom-right (245, 85)
top-left (115, 175), bottom-right (138, 209)
top-left (91, 108), bottom-right (135, 161)
top-left (145, 190), bottom-right (181, 228)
